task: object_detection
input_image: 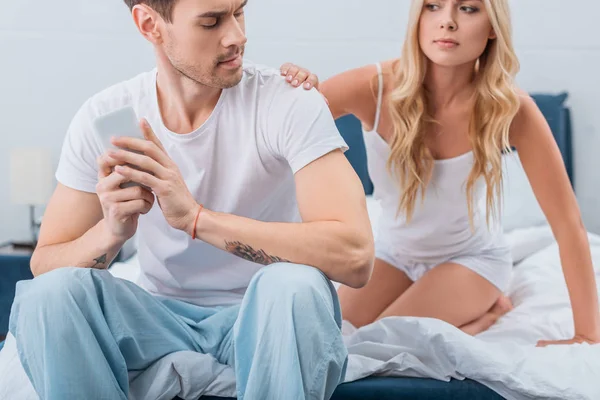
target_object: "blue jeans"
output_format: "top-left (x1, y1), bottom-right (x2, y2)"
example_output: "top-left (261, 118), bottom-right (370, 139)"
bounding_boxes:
top-left (9, 263), bottom-right (347, 400)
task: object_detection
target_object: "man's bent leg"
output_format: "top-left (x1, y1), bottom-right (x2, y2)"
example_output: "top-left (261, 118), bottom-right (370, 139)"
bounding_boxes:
top-left (9, 267), bottom-right (234, 400)
top-left (234, 263), bottom-right (348, 400)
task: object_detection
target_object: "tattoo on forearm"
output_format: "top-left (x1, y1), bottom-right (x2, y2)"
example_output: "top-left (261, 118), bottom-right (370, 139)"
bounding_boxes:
top-left (224, 241), bottom-right (290, 265)
top-left (91, 254), bottom-right (108, 268)
top-left (78, 253), bottom-right (108, 269)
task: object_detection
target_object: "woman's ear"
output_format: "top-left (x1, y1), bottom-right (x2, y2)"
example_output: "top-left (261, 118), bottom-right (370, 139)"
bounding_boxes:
top-left (489, 28), bottom-right (497, 40)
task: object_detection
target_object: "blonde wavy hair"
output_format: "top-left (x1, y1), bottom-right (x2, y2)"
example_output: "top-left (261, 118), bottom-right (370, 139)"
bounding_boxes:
top-left (387, 0), bottom-right (520, 227)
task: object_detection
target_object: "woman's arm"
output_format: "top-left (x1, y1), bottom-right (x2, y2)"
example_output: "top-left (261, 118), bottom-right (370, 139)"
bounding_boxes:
top-left (318, 64), bottom-right (380, 122)
top-left (510, 94), bottom-right (600, 346)
top-left (281, 61), bottom-right (395, 126)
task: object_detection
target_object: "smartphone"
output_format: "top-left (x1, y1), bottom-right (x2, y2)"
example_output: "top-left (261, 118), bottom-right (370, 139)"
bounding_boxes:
top-left (92, 106), bottom-right (148, 189)
top-left (93, 106), bottom-right (145, 151)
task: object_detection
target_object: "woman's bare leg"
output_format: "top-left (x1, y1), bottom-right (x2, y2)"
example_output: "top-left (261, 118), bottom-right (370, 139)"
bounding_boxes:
top-left (338, 258), bottom-right (413, 328)
top-left (459, 295), bottom-right (513, 335)
top-left (377, 262), bottom-right (510, 334)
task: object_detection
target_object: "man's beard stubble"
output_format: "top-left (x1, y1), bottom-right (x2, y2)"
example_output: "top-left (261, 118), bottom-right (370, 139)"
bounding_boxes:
top-left (170, 45), bottom-right (246, 90)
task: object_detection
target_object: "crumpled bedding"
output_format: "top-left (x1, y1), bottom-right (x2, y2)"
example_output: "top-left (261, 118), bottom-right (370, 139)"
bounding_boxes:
top-left (2, 226), bottom-right (599, 400)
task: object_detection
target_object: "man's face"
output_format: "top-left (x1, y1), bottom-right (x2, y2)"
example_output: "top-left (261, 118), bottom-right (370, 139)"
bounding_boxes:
top-left (160, 0), bottom-right (248, 89)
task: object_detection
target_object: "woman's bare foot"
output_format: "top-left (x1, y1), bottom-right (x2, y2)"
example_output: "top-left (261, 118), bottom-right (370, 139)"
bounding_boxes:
top-left (459, 295), bottom-right (513, 336)
top-left (489, 294), bottom-right (513, 316)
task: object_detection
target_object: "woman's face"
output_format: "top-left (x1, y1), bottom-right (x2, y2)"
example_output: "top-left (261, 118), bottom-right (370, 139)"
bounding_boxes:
top-left (418, 0), bottom-right (496, 67)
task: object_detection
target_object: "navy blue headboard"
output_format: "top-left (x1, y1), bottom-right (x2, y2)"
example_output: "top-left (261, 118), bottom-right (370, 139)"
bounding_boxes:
top-left (335, 115), bottom-right (374, 194)
top-left (530, 92), bottom-right (573, 185)
top-left (335, 92), bottom-right (573, 195)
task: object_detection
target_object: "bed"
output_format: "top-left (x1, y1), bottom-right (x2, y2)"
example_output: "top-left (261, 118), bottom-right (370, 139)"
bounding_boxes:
top-left (2, 92), bottom-right (600, 400)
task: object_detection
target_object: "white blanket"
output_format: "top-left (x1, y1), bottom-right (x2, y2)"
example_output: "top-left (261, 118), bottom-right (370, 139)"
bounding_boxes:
top-left (342, 228), bottom-right (600, 400)
top-left (2, 226), bottom-right (600, 400)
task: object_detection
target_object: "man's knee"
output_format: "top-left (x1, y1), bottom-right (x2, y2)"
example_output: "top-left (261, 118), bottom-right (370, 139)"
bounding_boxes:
top-left (241, 263), bottom-right (347, 385)
top-left (13, 267), bottom-right (100, 312)
top-left (254, 263), bottom-right (328, 294)
top-left (250, 263), bottom-right (336, 311)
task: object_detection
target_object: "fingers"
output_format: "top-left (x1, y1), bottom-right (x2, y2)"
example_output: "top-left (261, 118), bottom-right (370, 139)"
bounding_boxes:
top-left (280, 63), bottom-right (293, 76)
top-left (284, 65), bottom-right (300, 84)
top-left (107, 148), bottom-right (166, 179)
top-left (293, 70), bottom-right (320, 90)
top-left (139, 119), bottom-right (167, 152)
top-left (96, 171), bottom-right (129, 192)
top-left (110, 136), bottom-right (172, 169)
top-left (536, 339), bottom-right (579, 347)
top-left (291, 70), bottom-right (308, 87)
top-left (97, 153), bottom-right (120, 179)
top-left (97, 175), bottom-right (155, 222)
top-left (109, 119), bottom-right (170, 168)
top-left (280, 64), bottom-right (319, 90)
top-left (306, 73), bottom-right (320, 90)
top-left (114, 164), bottom-right (162, 192)
top-left (109, 199), bottom-right (153, 222)
top-left (109, 185), bottom-right (155, 207)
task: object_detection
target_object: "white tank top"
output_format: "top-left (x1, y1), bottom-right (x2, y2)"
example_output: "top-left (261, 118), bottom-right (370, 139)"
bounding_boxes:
top-left (364, 63), bottom-right (506, 261)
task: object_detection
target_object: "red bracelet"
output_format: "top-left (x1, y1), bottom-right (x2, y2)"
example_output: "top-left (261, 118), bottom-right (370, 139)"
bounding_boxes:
top-left (191, 204), bottom-right (204, 240)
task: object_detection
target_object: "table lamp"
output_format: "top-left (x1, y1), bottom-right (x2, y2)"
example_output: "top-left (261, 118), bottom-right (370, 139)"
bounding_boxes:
top-left (9, 148), bottom-right (55, 248)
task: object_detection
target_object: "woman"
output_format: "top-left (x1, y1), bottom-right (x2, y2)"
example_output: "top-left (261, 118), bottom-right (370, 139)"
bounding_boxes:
top-left (281, 0), bottom-right (600, 345)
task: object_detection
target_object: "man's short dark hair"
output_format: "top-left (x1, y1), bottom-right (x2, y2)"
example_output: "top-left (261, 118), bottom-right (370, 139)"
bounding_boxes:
top-left (124, 0), bottom-right (177, 22)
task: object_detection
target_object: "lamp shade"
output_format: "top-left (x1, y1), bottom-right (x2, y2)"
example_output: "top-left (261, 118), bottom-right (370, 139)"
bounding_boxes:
top-left (9, 148), bottom-right (54, 206)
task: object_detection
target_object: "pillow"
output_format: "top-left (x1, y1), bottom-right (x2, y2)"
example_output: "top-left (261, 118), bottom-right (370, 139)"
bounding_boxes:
top-left (530, 92), bottom-right (568, 146)
top-left (501, 151), bottom-right (547, 232)
top-left (530, 92), bottom-right (573, 184)
top-left (335, 115), bottom-right (374, 195)
top-left (504, 225), bottom-right (555, 265)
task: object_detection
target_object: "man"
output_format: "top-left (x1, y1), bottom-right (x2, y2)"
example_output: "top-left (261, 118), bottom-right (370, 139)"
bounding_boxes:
top-left (8, 0), bottom-right (374, 399)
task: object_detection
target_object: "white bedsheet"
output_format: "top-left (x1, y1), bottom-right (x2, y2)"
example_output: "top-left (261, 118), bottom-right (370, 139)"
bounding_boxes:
top-left (341, 227), bottom-right (600, 400)
top-left (2, 225), bottom-right (600, 400)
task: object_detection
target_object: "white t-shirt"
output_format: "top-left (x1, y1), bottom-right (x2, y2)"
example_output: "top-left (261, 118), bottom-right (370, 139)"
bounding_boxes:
top-left (56, 61), bottom-right (348, 306)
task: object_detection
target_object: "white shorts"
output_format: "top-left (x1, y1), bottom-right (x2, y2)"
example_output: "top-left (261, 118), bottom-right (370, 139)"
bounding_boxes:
top-left (375, 242), bottom-right (513, 293)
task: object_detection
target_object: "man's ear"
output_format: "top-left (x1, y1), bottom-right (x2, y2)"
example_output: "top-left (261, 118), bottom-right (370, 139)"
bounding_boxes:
top-left (132, 4), bottom-right (164, 45)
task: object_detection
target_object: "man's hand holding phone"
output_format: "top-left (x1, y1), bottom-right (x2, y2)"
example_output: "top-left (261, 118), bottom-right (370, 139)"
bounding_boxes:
top-left (93, 107), bottom-right (156, 242)
top-left (108, 119), bottom-right (199, 235)
top-left (93, 107), bottom-right (199, 239)
top-left (96, 153), bottom-right (154, 242)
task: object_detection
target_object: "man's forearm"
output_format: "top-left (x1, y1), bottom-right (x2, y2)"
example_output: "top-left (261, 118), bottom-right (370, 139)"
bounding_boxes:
top-left (31, 219), bottom-right (125, 277)
top-left (193, 207), bottom-right (374, 288)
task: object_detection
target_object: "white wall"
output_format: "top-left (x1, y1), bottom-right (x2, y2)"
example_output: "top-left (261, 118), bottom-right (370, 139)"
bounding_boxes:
top-left (1, 0), bottom-right (599, 242)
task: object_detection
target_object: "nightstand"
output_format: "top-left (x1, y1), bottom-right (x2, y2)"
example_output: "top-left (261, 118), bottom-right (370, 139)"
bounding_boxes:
top-left (0, 242), bottom-right (34, 341)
